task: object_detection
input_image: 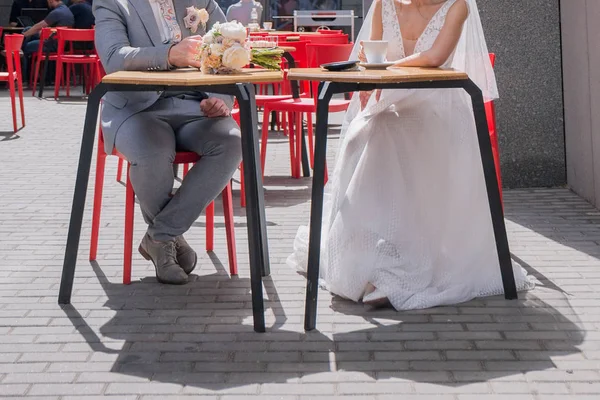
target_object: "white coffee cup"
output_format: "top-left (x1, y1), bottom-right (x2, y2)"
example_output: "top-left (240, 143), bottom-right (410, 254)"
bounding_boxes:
top-left (362, 40), bottom-right (388, 64)
top-left (263, 22), bottom-right (273, 30)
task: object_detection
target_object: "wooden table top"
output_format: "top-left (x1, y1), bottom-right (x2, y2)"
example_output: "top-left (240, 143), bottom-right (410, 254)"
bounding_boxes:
top-left (287, 67), bottom-right (468, 83)
top-left (102, 68), bottom-right (283, 86)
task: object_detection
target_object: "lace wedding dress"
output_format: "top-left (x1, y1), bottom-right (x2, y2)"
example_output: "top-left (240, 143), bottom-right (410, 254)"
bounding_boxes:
top-left (287, 0), bottom-right (534, 310)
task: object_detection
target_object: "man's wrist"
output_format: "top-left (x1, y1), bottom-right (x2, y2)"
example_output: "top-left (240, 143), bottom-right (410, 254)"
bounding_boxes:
top-left (166, 44), bottom-right (176, 70)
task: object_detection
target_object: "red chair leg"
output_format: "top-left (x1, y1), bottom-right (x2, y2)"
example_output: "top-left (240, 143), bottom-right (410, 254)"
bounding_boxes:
top-left (54, 60), bottom-right (62, 100)
top-left (260, 105), bottom-right (270, 178)
top-left (294, 112), bottom-right (303, 179)
top-left (89, 148), bottom-right (107, 261)
top-left (307, 112), bottom-right (314, 168)
top-left (222, 183), bottom-right (238, 275)
top-left (123, 163), bottom-right (135, 285)
top-left (31, 55), bottom-right (41, 96)
top-left (287, 112), bottom-right (297, 177)
top-left (239, 163), bottom-right (246, 208)
top-left (116, 158), bottom-right (124, 182)
top-left (490, 133), bottom-right (503, 203)
top-left (66, 63), bottom-right (71, 98)
top-left (205, 201), bottom-right (214, 252)
top-left (8, 78), bottom-right (17, 133)
top-left (282, 112), bottom-right (288, 136)
top-left (17, 74), bottom-right (25, 128)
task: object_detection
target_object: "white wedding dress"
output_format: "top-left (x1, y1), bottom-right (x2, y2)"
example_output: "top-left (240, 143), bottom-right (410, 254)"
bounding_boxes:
top-left (287, 0), bottom-right (534, 310)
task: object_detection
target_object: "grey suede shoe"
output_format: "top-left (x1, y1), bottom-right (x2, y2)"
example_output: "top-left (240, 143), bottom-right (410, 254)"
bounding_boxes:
top-left (175, 235), bottom-right (197, 275)
top-left (138, 234), bottom-right (188, 285)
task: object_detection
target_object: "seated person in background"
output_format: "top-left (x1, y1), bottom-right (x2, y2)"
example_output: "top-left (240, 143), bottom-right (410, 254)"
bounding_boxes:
top-left (69, 0), bottom-right (94, 29)
top-left (226, 0), bottom-right (263, 26)
top-left (21, 0), bottom-right (74, 78)
top-left (8, 0), bottom-right (49, 27)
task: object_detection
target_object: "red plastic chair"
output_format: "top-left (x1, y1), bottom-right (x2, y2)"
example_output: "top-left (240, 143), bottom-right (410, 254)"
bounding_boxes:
top-left (256, 41), bottom-right (310, 137)
top-left (31, 27), bottom-right (59, 96)
top-left (260, 43), bottom-right (353, 178)
top-left (90, 126), bottom-right (238, 284)
top-left (486, 57), bottom-right (502, 199)
top-left (54, 28), bottom-right (99, 99)
top-left (299, 34), bottom-right (349, 45)
top-left (1, 34), bottom-right (25, 132)
top-left (486, 53), bottom-right (502, 203)
top-left (317, 28), bottom-right (344, 35)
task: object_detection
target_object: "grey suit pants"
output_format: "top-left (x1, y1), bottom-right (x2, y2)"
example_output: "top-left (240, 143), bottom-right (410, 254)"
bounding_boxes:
top-left (114, 95), bottom-right (242, 242)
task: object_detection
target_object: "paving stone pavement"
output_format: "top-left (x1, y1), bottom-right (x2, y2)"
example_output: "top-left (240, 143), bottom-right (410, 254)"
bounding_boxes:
top-left (1, 90), bottom-right (600, 399)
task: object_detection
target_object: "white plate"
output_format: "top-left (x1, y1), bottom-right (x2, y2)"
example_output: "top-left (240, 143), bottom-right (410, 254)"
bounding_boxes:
top-left (359, 62), bottom-right (395, 69)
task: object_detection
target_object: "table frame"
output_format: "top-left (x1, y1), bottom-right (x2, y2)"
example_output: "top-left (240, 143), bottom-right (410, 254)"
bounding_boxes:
top-left (303, 78), bottom-right (518, 331)
top-left (57, 81), bottom-right (270, 333)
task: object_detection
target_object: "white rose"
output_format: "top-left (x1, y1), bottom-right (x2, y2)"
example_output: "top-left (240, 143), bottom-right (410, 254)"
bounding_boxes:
top-left (203, 31), bottom-right (214, 44)
top-left (219, 21), bottom-right (247, 43)
top-left (221, 44), bottom-right (250, 70)
top-left (210, 43), bottom-right (225, 56)
top-left (198, 9), bottom-right (209, 24)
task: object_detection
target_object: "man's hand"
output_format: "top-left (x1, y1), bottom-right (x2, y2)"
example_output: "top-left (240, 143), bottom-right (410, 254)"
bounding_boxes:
top-left (200, 97), bottom-right (231, 118)
top-left (168, 36), bottom-right (204, 68)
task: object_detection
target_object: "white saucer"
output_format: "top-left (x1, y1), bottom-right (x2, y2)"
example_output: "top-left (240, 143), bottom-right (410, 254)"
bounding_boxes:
top-left (359, 62), bottom-right (394, 69)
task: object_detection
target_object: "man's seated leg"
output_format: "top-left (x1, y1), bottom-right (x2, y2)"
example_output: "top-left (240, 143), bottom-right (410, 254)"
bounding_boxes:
top-left (114, 107), bottom-right (188, 285)
top-left (147, 98), bottom-right (242, 274)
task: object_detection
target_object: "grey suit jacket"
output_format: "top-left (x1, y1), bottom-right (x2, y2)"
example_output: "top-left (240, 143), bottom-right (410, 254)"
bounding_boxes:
top-left (93, 0), bottom-right (230, 154)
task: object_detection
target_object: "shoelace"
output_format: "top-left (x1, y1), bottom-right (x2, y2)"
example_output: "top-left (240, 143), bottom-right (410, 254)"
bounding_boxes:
top-left (162, 241), bottom-right (178, 261)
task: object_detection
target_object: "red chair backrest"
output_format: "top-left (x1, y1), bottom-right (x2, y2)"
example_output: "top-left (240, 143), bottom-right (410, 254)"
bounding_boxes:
top-left (306, 43), bottom-right (353, 67)
top-left (3, 34), bottom-right (24, 76)
top-left (306, 43), bottom-right (354, 103)
top-left (35, 28), bottom-right (58, 58)
top-left (299, 34), bottom-right (349, 44)
top-left (282, 40), bottom-right (310, 68)
top-left (57, 28), bottom-right (95, 55)
top-left (317, 29), bottom-right (344, 35)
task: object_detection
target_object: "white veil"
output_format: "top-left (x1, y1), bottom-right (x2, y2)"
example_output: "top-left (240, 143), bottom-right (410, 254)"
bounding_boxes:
top-left (341, 0), bottom-right (498, 138)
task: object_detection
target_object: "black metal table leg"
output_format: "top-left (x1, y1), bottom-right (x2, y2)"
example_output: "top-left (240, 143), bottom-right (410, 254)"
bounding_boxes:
top-left (236, 83), bottom-right (267, 332)
top-left (58, 84), bottom-right (106, 304)
top-left (464, 80), bottom-right (517, 299)
top-left (304, 81), bottom-right (333, 331)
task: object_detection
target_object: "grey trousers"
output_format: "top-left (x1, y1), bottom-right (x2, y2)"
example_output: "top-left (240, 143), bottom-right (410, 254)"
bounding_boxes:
top-left (114, 95), bottom-right (242, 241)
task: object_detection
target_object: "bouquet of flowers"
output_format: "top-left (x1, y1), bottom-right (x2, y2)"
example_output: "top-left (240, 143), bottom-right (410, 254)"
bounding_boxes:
top-left (198, 21), bottom-right (283, 74)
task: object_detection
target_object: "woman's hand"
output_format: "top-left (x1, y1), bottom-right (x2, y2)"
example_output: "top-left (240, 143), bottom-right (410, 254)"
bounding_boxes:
top-left (359, 89), bottom-right (382, 110)
top-left (359, 90), bottom-right (372, 110)
top-left (358, 41), bottom-right (367, 63)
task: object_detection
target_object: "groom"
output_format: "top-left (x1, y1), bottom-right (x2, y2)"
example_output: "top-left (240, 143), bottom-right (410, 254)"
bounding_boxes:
top-left (94, 0), bottom-right (242, 284)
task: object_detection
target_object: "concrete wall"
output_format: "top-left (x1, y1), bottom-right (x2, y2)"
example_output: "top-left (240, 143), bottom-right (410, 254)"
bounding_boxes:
top-left (561, 0), bottom-right (600, 206)
top-left (1, 0), bottom-right (13, 26)
top-left (344, 0), bottom-right (566, 188)
top-left (478, 0), bottom-right (565, 188)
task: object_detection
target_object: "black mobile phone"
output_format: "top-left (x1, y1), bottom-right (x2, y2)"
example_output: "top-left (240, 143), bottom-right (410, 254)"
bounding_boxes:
top-left (320, 61), bottom-right (360, 72)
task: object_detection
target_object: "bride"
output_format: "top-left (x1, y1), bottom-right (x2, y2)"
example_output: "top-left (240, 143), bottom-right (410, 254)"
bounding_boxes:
top-left (287, 0), bottom-right (535, 309)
